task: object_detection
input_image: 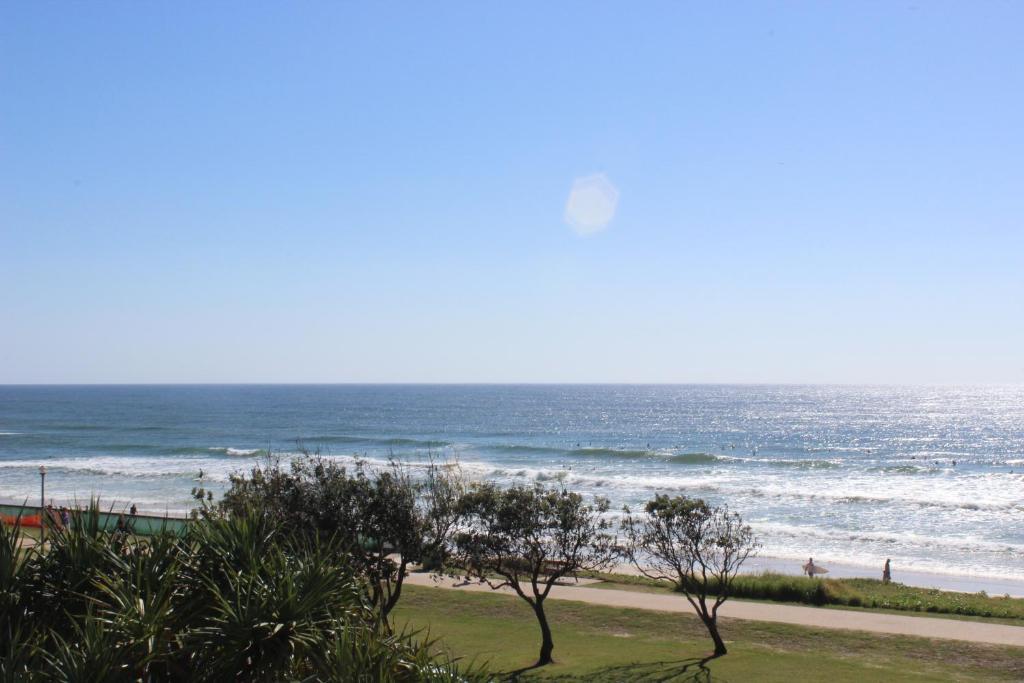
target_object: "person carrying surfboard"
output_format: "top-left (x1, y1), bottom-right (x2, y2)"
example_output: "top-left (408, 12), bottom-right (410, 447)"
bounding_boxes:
top-left (803, 557), bottom-right (829, 577)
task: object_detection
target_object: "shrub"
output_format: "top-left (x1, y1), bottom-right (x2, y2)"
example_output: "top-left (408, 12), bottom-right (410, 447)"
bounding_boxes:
top-left (218, 451), bottom-right (465, 623)
top-left (0, 501), bottom-right (482, 682)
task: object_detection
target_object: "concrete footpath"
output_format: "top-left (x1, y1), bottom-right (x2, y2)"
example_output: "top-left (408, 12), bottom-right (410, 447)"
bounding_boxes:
top-left (404, 573), bottom-right (1024, 648)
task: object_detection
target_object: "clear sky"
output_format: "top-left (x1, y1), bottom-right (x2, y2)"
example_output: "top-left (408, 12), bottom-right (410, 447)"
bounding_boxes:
top-left (2, 2), bottom-right (1022, 384)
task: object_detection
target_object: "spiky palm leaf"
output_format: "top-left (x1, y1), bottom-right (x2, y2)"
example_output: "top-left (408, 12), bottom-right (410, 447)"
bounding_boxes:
top-left (3, 502), bottom-right (485, 681)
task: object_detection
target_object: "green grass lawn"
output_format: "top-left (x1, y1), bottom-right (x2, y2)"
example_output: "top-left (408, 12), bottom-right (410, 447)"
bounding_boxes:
top-left (394, 585), bottom-right (1024, 682)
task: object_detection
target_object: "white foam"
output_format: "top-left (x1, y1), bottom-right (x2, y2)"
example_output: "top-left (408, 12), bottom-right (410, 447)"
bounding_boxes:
top-left (205, 447), bottom-right (265, 456)
top-left (0, 456), bottom-right (247, 483)
top-left (752, 520), bottom-right (1024, 556)
top-left (3, 444), bottom-right (1022, 582)
top-left (226, 448), bottom-right (262, 456)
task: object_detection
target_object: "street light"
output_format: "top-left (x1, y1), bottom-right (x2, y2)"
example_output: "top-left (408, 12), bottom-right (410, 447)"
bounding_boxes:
top-left (39, 465), bottom-right (46, 543)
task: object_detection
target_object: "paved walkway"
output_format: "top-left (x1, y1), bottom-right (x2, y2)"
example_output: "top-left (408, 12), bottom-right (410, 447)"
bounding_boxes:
top-left (404, 573), bottom-right (1024, 648)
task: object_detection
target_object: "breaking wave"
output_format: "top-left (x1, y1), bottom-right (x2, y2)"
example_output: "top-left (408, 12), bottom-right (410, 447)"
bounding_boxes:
top-left (301, 435), bottom-right (451, 449)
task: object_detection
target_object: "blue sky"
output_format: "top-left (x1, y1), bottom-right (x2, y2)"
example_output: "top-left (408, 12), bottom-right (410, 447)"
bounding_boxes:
top-left (2, 2), bottom-right (1022, 383)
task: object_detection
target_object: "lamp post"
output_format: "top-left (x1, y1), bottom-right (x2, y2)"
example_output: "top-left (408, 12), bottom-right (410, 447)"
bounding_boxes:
top-left (39, 465), bottom-right (46, 543)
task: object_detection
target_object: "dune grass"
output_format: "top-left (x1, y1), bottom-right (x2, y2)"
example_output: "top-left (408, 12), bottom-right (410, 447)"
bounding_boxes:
top-left (578, 570), bottom-right (1024, 622)
top-left (395, 585), bottom-right (1024, 681)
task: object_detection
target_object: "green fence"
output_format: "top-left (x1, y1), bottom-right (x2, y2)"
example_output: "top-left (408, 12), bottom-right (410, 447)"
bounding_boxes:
top-left (0, 503), bottom-right (190, 536)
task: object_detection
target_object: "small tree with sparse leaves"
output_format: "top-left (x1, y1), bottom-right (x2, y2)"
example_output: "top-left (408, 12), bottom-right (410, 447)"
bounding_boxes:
top-left (453, 482), bottom-right (618, 667)
top-left (621, 495), bottom-right (758, 658)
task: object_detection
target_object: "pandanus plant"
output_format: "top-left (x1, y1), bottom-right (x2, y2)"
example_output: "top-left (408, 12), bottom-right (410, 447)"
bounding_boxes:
top-left (0, 501), bottom-right (481, 682)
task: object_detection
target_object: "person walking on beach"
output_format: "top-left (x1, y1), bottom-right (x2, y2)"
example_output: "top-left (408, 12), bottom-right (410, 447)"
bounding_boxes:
top-left (883, 559), bottom-right (892, 584)
top-left (129, 504), bottom-right (137, 517)
top-left (805, 557), bottom-right (816, 577)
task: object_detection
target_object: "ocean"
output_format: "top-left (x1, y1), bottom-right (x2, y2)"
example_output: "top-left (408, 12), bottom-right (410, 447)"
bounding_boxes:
top-left (1, 384), bottom-right (1022, 587)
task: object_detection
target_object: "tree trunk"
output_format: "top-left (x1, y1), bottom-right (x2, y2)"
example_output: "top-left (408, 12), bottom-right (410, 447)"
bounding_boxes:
top-left (381, 559), bottom-right (407, 623)
top-left (701, 614), bottom-right (727, 657)
top-left (533, 599), bottom-right (555, 666)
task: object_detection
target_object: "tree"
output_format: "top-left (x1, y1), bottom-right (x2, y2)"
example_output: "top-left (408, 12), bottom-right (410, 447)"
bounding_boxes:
top-left (351, 455), bottom-right (466, 620)
top-left (354, 462), bottom-right (424, 623)
top-left (218, 451), bottom-right (464, 625)
top-left (417, 456), bottom-right (466, 571)
top-left (453, 483), bottom-right (617, 667)
top-left (621, 495), bottom-right (758, 658)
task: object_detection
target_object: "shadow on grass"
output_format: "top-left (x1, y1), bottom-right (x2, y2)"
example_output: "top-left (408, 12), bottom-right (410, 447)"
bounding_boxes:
top-left (505, 656), bottom-right (715, 682)
top-left (501, 661), bottom-right (546, 680)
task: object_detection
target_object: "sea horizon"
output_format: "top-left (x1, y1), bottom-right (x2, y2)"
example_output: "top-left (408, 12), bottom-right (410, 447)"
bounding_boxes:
top-left (5, 382), bottom-right (1024, 386)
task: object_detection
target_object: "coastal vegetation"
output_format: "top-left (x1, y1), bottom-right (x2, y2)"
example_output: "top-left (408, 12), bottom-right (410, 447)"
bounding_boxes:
top-left (7, 453), bottom-right (1021, 680)
top-left (220, 453), bottom-right (758, 667)
top-left (0, 504), bottom-right (478, 682)
top-left (621, 494), bottom-right (759, 657)
top-left (452, 483), bottom-right (617, 666)
top-left (214, 452), bottom-right (464, 623)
